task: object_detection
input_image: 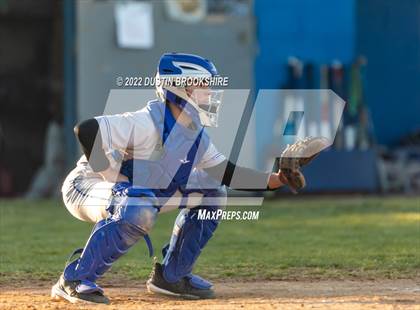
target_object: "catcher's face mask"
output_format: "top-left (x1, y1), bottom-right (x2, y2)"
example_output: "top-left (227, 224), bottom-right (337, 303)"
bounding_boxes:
top-left (155, 74), bottom-right (224, 127)
top-left (186, 86), bottom-right (224, 127)
top-left (155, 53), bottom-right (223, 127)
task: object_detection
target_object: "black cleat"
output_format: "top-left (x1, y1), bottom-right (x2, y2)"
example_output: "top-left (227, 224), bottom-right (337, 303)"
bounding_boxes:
top-left (146, 263), bottom-right (214, 300)
top-left (51, 274), bottom-right (110, 304)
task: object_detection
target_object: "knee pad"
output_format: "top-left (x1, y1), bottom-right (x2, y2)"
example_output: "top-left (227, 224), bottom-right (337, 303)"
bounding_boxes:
top-left (64, 194), bottom-right (158, 283)
top-left (112, 196), bottom-right (158, 234)
top-left (162, 186), bottom-right (226, 283)
top-left (201, 186), bottom-right (227, 210)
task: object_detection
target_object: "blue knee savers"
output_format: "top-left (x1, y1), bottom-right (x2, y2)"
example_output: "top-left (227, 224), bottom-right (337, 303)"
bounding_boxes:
top-left (64, 189), bottom-right (158, 283)
top-left (162, 187), bottom-right (226, 283)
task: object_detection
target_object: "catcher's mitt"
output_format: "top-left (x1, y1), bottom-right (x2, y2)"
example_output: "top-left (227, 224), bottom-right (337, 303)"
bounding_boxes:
top-left (278, 136), bottom-right (330, 193)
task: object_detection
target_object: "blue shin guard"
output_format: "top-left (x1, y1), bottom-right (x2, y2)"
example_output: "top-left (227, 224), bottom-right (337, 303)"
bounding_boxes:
top-left (162, 188), bottom-right (226, 285)
top-left (64, 193), bottom-right (158, 284)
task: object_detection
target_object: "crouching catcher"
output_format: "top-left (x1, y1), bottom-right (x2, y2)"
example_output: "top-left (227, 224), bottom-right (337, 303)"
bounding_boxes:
top-left (51, 53), bottom-right (327, 304)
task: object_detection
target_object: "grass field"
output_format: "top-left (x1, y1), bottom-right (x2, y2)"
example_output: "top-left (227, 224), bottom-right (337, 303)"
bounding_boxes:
top-left (0, 196), bottom-right (419, 285)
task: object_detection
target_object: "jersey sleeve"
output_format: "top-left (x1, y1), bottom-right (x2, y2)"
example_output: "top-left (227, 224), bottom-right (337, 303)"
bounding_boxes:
top-left (95, 114), bottom-right (133, 153)
top-left (196, 142), bottom-right (226, 169)
top-left (95, 111), bottom-right (157, 157)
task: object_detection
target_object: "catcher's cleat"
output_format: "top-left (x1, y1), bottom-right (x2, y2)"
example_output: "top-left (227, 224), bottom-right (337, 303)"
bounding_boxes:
top-left (51, 274), bottom-right (110, 304)
top-left (146, 263), bottom-right (214, 300)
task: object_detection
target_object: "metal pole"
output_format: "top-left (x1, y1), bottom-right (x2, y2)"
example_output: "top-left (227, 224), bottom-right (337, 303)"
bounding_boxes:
top-left (63, 0), bottom-right (77, 169)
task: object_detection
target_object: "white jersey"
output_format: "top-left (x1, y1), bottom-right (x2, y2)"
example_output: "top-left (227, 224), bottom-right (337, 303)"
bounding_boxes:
top-left (76, 105), bottom-right (225, 180)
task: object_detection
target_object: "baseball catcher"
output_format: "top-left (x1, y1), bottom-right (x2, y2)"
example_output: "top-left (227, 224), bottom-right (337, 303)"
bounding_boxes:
top-left (51, 53), bottom-right (327, 304)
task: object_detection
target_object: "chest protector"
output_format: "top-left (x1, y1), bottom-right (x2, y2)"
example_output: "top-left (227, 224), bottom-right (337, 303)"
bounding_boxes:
top-left (120, 100), bottom-right (210, 204)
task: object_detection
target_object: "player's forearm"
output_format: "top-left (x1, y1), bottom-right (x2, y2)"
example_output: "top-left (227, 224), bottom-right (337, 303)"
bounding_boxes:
top-left (74, 118), bottom-right (110, 172)
top-left (203, 160), bottom-right (285, 191)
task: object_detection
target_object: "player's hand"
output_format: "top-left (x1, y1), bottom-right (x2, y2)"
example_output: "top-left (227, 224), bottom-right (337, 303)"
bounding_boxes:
top-left (277, 170), bottom-right (305, 194)
top-left (279, 136), bottom-right (329, 193)
top-left (267, 171), bottom-right (305, 193)
top-left (267, 172), bottom-right (286, 190)
top-left (99, 167), bottom-right (129, 183)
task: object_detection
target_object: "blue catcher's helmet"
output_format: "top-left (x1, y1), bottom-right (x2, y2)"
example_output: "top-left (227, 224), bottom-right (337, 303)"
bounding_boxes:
top-left (155, 53), bottom-right (223, 127)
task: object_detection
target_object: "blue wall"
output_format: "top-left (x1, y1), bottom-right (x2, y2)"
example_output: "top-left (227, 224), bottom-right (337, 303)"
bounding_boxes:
top-left (356, 0), bottom-right (420, 145)
top-left (254, 0), bottom-right (420, 150)
top-left (254, 0), bottom-right (356, 154)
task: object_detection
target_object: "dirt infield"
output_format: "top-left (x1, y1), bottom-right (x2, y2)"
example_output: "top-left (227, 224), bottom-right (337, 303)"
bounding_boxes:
top-left (0, 279), bottom-right (419, 310)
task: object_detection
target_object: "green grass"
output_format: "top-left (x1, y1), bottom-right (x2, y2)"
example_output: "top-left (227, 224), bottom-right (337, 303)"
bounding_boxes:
top-left (0, 196), bottom-right (419, 284)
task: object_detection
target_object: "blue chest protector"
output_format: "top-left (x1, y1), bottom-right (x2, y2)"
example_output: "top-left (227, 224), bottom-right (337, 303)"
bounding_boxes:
top-left (119, 100), bottom-right (210, 206)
